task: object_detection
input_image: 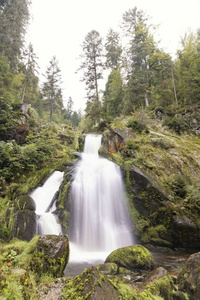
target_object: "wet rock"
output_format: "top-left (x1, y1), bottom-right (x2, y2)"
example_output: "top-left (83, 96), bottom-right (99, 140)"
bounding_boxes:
top-left (14, 194), bottom-right (36, 211)
top-left (14, 209), bottom-right (36, 241)
top-left (142, 267), bottom-right (168, 285)
top-left (171, 215), bottom-right (200, 249)
top-left (177, 251), bottom-right (200, 299)
top-left (30, 235), bottom-right (69, 277)
top-left (105, 245), bottom-right (154, 271)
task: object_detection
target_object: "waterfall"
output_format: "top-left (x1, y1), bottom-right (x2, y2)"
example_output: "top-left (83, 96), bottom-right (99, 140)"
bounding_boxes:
top-left (30, 171), bottom-right (64, 235)
top-left (66, 134), bottom-right (134, 275)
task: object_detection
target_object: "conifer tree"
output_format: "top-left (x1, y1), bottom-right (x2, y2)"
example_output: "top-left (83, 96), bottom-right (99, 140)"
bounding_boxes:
top-left (78, 30), bottom-right (104, 124)
top-left (42, 56), bottom-right (63, 123)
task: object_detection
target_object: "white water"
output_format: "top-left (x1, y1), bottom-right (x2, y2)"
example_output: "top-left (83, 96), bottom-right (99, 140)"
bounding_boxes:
top-left (30, 171), bottom-right (64, 235)
top-left (66, 134), bottom-right (134, 275)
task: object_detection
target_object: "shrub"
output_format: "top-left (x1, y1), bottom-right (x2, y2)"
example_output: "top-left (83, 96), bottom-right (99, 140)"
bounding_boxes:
top-left (127, 118), bottom-right (149, 134)
top-left (169, 175), bottom-right (187, 198)
top-left (163, 116), bottom-right (187, 134)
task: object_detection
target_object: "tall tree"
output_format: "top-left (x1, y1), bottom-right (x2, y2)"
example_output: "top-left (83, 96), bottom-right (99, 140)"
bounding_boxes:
top-left (21, 43), bottom-right (39, 105)
top-left (42, 56), bottom-right (63, 123)
top-left (105, 29), bottom-right (122, 70)
top-left (0, 0), bottom-right (30, 70)
top-left (103, 69), bottom-right (124, 119)
top-left (78, 30), bottom-right (104, 123)
top-left (122, 7), bottom-right (157, 113)
top-left (176, 31), bottom-right (200, 106)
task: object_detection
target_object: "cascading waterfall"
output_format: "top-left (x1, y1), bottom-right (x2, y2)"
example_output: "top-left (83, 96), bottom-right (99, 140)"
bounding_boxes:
top-left (66, 134), bottom-right (134, 275)
top-left (30, 171), bottom-right (64, 235)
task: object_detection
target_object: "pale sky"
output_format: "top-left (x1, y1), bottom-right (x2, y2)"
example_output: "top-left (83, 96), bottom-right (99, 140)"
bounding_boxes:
top-left (26, 0), bottom-right (200, 112)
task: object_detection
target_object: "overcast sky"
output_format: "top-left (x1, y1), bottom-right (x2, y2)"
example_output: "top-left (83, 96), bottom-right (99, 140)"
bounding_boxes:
top-left (26, 0), bottom-right (200, 112)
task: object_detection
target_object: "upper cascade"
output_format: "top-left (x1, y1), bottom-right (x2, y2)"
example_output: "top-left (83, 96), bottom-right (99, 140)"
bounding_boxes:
top-left (83, 134), bottom-right (102, 155)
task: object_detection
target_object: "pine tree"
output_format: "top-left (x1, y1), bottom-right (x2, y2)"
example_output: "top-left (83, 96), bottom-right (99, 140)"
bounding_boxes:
top-left (122, 7), bottom-right (157, 113)
top-left (0, 0), bottom-right (30, 70)
top-left (42, 56), bottom-right (63, 123)
top-left (105, 28), bottom-right (122, 70)
top-left (21, 43), bottom-right (39, 105)
top-left (78, 30), bottom-right (104, 124)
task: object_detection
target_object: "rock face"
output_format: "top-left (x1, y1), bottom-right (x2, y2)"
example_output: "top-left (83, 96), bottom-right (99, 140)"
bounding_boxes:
top-left (30, 235), bottom-right (69, 277)
top-left (13, 195), bottom-right (36, 241)
top-left (105, 245), bottom-right (154, 271)
top-left (177, 252), bottom-right (200, 299)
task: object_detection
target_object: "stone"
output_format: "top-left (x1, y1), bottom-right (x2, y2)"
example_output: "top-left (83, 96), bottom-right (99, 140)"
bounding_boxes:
top-left (14, 209), bottom-right (36, 241)
top-left (63, 266), bottom-right (120, 300)
top-left (142, 267), bottom-right (168, 285)
top-left (177, 251), bottom-right (200, 299)
top-left (105, 245), bottom-right (154, 271)
top-left (14, 194), bottom-right (36, 211)
top-left (30, 235), bottom-right (69, 277)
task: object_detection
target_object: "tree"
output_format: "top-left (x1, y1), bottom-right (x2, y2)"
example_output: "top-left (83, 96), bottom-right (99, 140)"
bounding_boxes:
top-left (0, 0), bottom-right (30, 70)
top-left (21, 43), bottom-right (39, 105)
top-left (176, 31), bottom-right (200, 106)
top-left (105, 28), bottom-right (122, 70)
top-left (42, 56), bottom-right (63, 123)
top-left (122, 7), bottom-right (157, 113)
top-left (78, 30), bottom-right (104, 124)
top-left (103, 69), bottom-right (124, 119)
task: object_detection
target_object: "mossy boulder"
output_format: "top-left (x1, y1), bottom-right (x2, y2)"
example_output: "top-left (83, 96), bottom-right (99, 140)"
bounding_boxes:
top-left (13, 195), bottom-right (36, 241)
top-left (105, 245), bottom-right (154, 271)
top-left (177, 252), bottom-right (200, 299)
top-left (30, 235), bottom-right (69, 277)
top-left (62, 266), bottom-right (120, 300)
top-left (13, 210), bottom-right (36, 241)
top-left (14, 195), bottom-right (36, 211)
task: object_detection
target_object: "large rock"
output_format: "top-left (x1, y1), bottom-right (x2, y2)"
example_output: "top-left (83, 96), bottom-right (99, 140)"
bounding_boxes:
top-left (63, 266), bottom-right (120, 300)
top-left (30, 235), bottom-right (69, 277)
top-left (14, 195), bottom-right (36, 211)
top-left (14, 210), bottom-right (36, 241)
top-left (177, 252), bottom-right (200, 299)
top-left (105, 245), bottom-right (154, 271)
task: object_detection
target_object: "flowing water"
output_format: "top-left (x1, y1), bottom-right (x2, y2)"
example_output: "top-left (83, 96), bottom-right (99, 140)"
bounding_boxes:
top-left (30, 170), bottom-right (64, 235)
top-left (65, 134), bottom-right (134, 276)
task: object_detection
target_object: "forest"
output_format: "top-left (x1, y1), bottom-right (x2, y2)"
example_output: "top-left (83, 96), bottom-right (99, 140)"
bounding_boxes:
top-left (0, 0), bottom-right (200, 299)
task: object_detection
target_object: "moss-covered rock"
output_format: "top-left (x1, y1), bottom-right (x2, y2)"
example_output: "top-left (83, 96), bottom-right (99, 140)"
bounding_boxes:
top-left (14, 195), bottom-right (36, 211)
top-left (177, 252), bottom-right (200, 299)
top-left (30, 235), bottom-right (69, 277)
top-left (13, 209), bottom-right (36, 241)
top-left (62, 266), bottom-right (120, 300)
top-left (105, 245), bottom-right (154, 271)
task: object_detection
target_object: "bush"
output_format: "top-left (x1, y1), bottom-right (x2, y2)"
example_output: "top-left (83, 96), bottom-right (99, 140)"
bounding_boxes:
top-left (127, 118), bottom-right (149, 134)
top-left (163, 116), bottom-right (187, 134)
top-left (169, 175), bottom-right (187, 198)
top-left (187, 182), bottom-right (200, 208)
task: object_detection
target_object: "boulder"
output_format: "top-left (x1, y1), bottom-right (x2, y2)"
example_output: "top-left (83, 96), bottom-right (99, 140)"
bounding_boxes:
top-left (142, 267), bottom-right (168, 286)
top-left (30, 235), bottom-right (69, 277)
top-left (63, 266), bottom-right (120, 300)
top-left (14, 195), bottom-right (36, 211)
top-left (14, 209), bottom-right (36, 241)
top-left (105, 245), bottom-right (154, 271)
top-left (177, 252), bottom-right (200, 299)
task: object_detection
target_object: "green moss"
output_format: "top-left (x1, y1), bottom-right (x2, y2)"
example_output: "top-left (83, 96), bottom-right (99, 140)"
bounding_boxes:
top-left (105, 245), bottom-right (154, 271)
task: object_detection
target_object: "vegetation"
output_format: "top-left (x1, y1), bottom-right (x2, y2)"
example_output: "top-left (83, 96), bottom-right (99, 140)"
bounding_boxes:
top-left (0, 1), bottom-right (200, 298)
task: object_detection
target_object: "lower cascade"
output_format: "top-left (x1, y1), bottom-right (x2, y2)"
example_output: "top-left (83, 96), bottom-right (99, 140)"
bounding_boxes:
top-left (30, 171), bottom-right (64, 235)
top-left (66, 134), bottom-right (134, 275)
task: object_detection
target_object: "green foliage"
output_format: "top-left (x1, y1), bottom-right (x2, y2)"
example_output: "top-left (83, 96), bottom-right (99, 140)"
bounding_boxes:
top-left (126, 138), bottom-right (139, 150)
top-left (169, 175), bottom-right (187, 198)
top-left (163, 115), bottom-right (187, 134)
top-left (127, 118), bottom-right (149, 133)
top-left (187, 181), bottom-right (200, 208)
